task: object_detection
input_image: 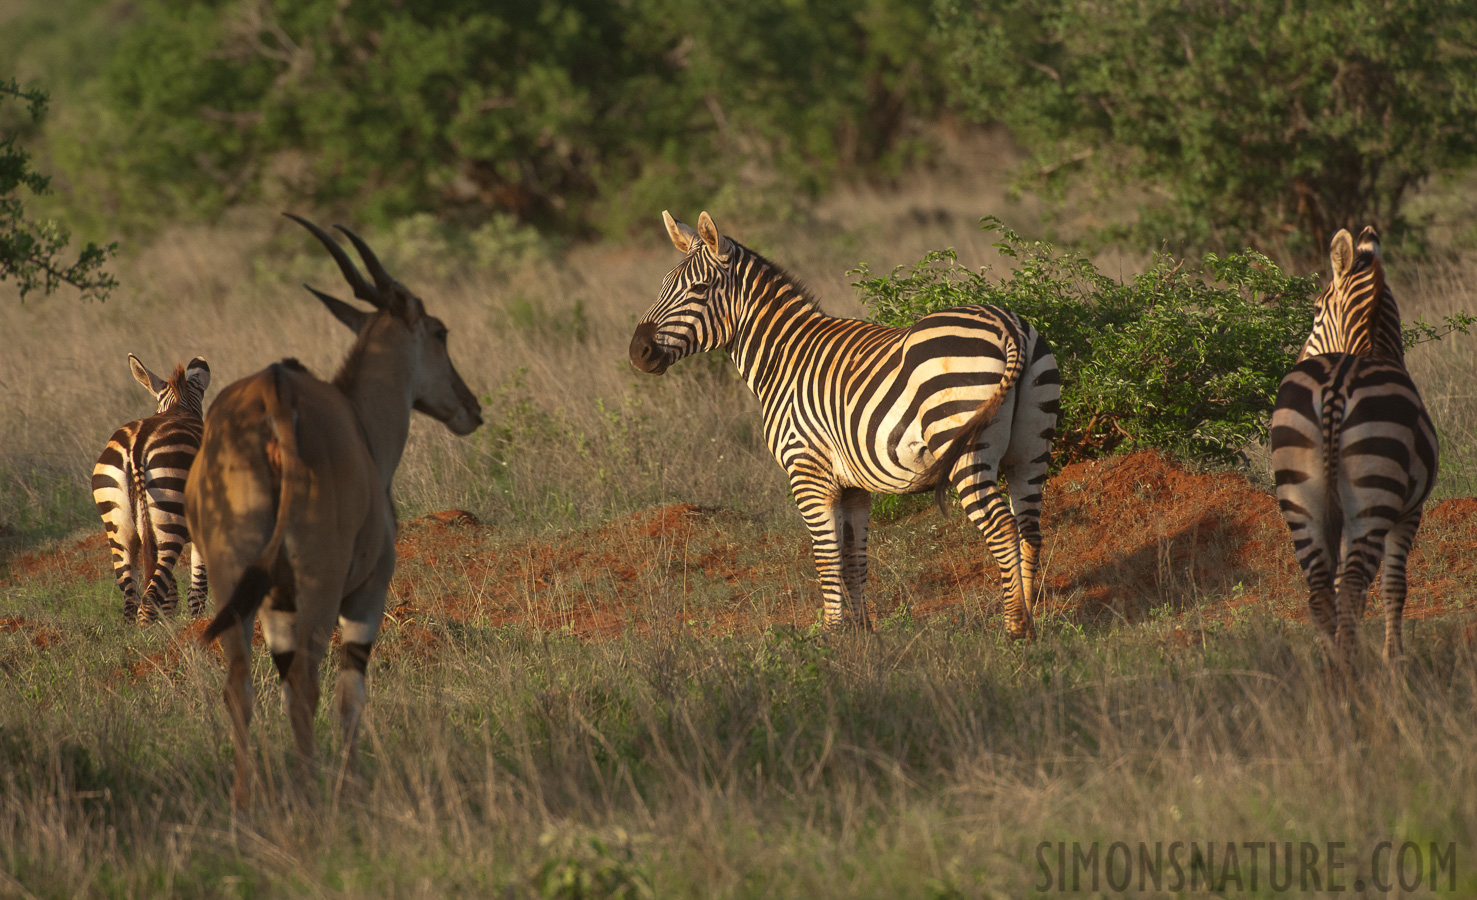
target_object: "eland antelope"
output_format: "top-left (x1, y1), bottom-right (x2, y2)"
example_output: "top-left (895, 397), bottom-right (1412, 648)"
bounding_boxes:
top-left (188, 214), bottom-right (482, 808)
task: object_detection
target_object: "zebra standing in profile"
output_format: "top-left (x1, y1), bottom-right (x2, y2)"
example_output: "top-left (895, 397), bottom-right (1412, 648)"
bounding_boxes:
top-left (629, 212), bottom-right (1059, 637)
top-left (1270, 227), bottom-right (1437, 666)
top-left (92, 354), bottom-right (211, 623)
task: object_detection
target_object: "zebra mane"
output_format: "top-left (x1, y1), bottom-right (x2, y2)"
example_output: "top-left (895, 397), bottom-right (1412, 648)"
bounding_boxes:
top-left (160, 364), bottom-right (190, 409)
top-left (736, 242), bottom-right (822, 313)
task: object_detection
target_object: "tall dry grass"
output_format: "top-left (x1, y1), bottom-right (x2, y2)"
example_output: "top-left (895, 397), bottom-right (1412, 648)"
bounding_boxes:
top-left (2, 599), bottom-right (1474, 897)
top-left (2, 143), bottom-right (1475, 547)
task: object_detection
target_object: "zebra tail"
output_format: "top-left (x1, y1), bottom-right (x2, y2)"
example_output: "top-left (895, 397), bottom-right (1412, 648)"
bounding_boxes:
top-left (202, 364), bottom-right (304, 643)
top-left (915, 332), bottom-right (1026, 514)
top-left (1320, 381), bottom-right (1346, 553)
top-left (134, 465), bottom-right (157, 611)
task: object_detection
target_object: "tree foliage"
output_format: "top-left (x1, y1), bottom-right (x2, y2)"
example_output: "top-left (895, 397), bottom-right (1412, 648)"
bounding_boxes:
top-left (0, 80), bottom-right (116, 301)
top-left (88, 0), bottom-right (936, 234)
top-left (937, 0), bottom-right (1477, 262)
top-left (856, 218), bottom-right (1320, 462)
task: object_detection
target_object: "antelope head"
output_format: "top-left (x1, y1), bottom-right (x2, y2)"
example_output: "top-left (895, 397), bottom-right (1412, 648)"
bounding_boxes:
top-left (285, 214), bottom-right (482, 435)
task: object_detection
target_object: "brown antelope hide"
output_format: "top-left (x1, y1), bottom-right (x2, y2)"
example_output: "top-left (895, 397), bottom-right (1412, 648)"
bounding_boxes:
top-left (187, 214), bottom-right (481, 808)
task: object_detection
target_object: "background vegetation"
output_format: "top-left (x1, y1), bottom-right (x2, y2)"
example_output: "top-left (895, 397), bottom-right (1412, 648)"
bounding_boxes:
top-left (4, 2), bottom-right (1477, 895)
top-left (7, 0), bottom-right (1477, 258)
top-left (938, 0), bottom-right (1477, 261)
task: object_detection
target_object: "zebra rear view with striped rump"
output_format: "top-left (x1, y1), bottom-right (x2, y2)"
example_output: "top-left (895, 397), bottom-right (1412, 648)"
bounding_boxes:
top-left (630, 212), bottom-right (1059, 637)
top-left (92, 354), bottom-right (210, 623)
top-left (1270, 227), bottom-right (1437, 666)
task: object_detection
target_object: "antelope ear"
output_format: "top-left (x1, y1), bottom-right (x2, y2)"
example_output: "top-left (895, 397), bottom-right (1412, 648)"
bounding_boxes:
top-left (696, 211), bottom-right (732, 262)
top-left (185, 357), bottom-right (211, 393)
top-left (663, 211), bottom-right (699, 254)
top-left (1329, 229), bottom-right (1355, 281)
top-left (129, 354), bottom-right (167, 394)
top-left (306, 285), bottom-right (370, 333)
top-left (387, 288), bottom-right (424, 326)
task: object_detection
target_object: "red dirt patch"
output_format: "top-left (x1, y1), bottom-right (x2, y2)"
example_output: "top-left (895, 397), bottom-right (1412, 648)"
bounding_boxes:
top-left (0, 616), bottom-right (63, 648)
top-left (1, 532), bottom-right (109, 584)
top-left (8, 453), bottom-right (1475, 678)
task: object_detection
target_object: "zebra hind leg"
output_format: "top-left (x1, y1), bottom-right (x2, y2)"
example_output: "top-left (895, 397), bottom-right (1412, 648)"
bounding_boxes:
top-left (1331, 526), bottom-right (1384, 673)
top-left (953, 463), bottom-right (1034, 640)
top-left (1378, 513), bottom-right (1422, 664)
top-left (139, 516), bottom-right (188, 624)
top-left (109, 521), bottom-right (143, 623)
top-left (186, 543), bottom-right (210, 617)
top-left (837, 488), bottom-right (873, 632)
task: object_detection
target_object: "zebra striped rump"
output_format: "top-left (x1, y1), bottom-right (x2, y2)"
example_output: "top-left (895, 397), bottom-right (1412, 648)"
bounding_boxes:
top-left (92, 355), bottom-right (210, 623)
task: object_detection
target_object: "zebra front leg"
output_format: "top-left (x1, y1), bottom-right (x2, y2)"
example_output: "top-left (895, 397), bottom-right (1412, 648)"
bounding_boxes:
top-left (954, 462), bottom-right (1034, 639)
top-left (1378, 513), bottom-right (1422, 664)
top-left (186, 543), bottom-right (210, 617)
top-left (791, 472), bottom-right (854, 631)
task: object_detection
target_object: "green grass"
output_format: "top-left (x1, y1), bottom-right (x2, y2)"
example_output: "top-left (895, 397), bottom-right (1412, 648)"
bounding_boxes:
top-left (3, 603), bottom-right (1476, 897)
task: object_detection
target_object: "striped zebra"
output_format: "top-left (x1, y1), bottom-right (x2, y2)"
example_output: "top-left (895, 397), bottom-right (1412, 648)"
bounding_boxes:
top-left (92, 354), bottom-right (211, 623)
top-left (1270, 227), bottom-right (1437, 665)
top-left (629, 212), bottom-right (1059, 636)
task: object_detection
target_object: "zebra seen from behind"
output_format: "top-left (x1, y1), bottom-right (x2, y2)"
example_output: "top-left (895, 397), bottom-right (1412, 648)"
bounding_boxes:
top-left (92, 354), bottom-right (211, 623)
top-left (1270, 227), bottom-right (1437, 667)
top-left (630, 212), bottom-right (1059, 637)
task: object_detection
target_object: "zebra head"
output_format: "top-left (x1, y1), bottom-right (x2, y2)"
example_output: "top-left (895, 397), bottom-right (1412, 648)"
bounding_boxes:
top-left (629, 210), bottom-right (741, 375)
top-left (1300, 226), bottom-right (1391, 361)
top-left (130, 354), bottom-right (210, 415)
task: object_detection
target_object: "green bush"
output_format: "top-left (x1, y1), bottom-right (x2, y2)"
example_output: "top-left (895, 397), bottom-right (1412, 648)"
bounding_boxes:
top-left (63, 0), bottom-right (936, 236)
top-left (0, 79), bottom-right (115, 300)
top-left (855, 218), bottom-right (1318, 463)
top-left (936, 0), bottom-right (1477, 262)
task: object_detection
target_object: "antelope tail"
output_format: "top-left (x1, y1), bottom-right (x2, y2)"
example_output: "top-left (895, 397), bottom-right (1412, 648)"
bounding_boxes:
top-left (202, 364), bottom-right (304, 643)
top-left (914, 332), bottom-right (1025, 514)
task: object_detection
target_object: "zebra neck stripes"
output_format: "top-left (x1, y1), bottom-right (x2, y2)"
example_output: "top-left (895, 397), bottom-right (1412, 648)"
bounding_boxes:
top-left (1298, 226), bottom-right (1404, 364)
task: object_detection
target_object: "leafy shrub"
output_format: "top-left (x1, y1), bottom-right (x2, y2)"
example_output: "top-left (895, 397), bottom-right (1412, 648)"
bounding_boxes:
top-left (855, 218), bottom-right (1318, 462)
top-left (69, 0), bottom-right (936, 235)
top-left (0, 79), bottom-right (115, 300)
top-left (937, 0), bottom-right (1477, 262)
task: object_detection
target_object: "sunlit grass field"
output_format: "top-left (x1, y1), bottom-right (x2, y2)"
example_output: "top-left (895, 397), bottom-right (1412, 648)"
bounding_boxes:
top-left (3, 150), bottom-right (1477, 897)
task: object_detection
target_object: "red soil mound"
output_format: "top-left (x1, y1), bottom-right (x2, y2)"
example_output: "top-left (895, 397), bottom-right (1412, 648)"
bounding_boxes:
top-left (7, 452), bottom-right (1474, 676)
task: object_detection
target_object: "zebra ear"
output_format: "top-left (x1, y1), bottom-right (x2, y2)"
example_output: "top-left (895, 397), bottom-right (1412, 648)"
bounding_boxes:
top-left (663, 210), bottom-right (698, 254)
top-left (1329, 229), bottom-right (1355, 280)
top-left (1356, 226), bottom-right (1381, 259)
top-left (185, 357), bottom-right (211, 393)
top-left (696, 211), bottom-right (732, 262)
top-left (129, 354), bottom-right (168, 395)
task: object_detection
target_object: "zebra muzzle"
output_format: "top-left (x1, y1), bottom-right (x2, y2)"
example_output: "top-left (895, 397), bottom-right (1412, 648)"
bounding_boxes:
top-left (629, 323), bottom-right (671, 375)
